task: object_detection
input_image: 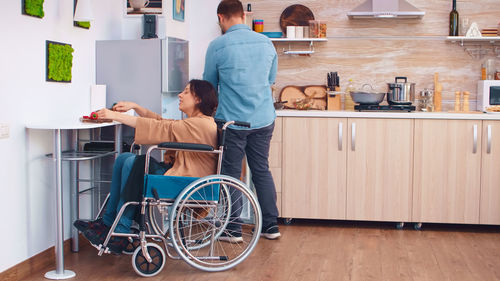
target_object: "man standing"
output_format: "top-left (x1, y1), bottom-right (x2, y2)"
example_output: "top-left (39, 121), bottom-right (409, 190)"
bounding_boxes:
top-left (203, 0), bottom-right (280, 241)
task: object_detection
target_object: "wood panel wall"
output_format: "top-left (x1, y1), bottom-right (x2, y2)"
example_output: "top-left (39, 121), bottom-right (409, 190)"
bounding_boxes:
top-left (246, 0), bottom-right (500, 110)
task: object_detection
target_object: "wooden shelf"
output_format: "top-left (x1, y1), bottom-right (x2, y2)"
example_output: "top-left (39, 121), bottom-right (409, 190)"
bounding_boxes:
top-left (269, 38), bottom-right (328, 42)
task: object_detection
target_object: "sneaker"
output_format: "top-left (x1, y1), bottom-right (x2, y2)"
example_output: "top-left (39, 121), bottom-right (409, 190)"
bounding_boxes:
top-left (218, 230), bottom-right (243, 243)
top-left (82, 222), bottom-right (109, 246)
top-left (261, 224), bottom-right (281, 240)
top-left (73, 218), bottom-right (102, 233)
top-left (106, 237), bottom-right (129, 255)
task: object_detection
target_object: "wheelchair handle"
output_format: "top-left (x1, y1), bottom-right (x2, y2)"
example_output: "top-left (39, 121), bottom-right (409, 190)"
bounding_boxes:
top-left (215, 119), bottom-right (251, 129)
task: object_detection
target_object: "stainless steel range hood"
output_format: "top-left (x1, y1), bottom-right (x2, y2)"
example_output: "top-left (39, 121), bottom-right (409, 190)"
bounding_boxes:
top-left (347, 0), bottom-right (425, 19)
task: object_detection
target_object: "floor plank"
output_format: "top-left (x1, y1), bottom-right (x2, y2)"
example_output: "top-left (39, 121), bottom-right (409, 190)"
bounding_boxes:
top-left (16, 220), bottom-right (500, 281)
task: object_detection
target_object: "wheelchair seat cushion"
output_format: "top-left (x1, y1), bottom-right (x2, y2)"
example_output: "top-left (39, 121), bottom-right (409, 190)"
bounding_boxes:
top-left (144, 175), bottom-right (220, 201)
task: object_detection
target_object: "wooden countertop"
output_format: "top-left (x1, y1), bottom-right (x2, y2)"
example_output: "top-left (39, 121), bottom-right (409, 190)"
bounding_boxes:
top-left (276, 110), bottom-right (500, 120)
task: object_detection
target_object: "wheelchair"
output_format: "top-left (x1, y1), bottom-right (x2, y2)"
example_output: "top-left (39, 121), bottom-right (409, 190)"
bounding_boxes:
top-left (92, 120), bottom-right (262, 277)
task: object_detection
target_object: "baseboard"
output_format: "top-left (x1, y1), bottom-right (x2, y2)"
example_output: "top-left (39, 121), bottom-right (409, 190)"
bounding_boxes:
top-left (0, 236), bottom-right (83, 281)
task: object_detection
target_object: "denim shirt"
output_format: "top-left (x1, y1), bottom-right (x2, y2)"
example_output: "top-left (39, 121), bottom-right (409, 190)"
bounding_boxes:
top-left (203, 24), bottom-right (278, 130)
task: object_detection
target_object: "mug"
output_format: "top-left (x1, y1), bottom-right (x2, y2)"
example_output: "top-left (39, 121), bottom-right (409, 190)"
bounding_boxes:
top-left (295, 26), bottom-right (304, 39)
top-left (286, 26), bottom-right (296, 39)
top-left (130, 0), bottom-right (150, 10)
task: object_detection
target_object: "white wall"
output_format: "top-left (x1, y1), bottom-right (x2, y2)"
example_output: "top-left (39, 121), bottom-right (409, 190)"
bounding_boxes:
top-left (188, 0), bottom-right (221, 80)
top-left (0, 0), bottom-right (220, 273)
top-left (0, 0), bottom-right (123, 272)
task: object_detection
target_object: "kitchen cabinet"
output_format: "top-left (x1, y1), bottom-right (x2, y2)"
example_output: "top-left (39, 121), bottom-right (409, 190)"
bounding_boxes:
top-left (269, 117), bottom-right (282, 215)
top-left (480, 121), bottom-right (500, 224)
top-left (346, 119), bottom-right (413, 222)
top-left (282, 117), bottom-right (347, 219)
top-left (413, 120), bottom-right (482, 224)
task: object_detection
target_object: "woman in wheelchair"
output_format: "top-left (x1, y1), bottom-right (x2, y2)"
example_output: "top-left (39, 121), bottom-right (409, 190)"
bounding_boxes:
top-left (74, 79), bottom-right (218, 254)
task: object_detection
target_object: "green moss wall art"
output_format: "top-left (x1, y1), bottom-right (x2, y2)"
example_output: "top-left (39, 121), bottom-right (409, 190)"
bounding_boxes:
top-left (75, 21), bottom-right (91, 29)
top-left (22, 0), bottom-right (45, 18)
top-left (46, 41), bottom-right (74, 83)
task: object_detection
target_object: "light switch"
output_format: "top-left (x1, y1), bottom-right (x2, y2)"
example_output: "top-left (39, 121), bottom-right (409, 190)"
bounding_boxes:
top-left (0, 123), bottom-right (10, 139)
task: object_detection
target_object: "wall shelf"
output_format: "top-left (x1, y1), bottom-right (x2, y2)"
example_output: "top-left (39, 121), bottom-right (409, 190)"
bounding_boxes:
top-left (269, 38), bottom-right (328, 42)
top-left (446, 36), bottom-right (500, 59)
top-left (446, 36), bottom-right (500, 44)
top-left (269, 38), bottom-right (327, 55)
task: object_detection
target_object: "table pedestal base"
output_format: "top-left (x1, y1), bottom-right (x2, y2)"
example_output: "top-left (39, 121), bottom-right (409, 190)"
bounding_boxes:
top-left (44, 270), bottom-right (76, 279)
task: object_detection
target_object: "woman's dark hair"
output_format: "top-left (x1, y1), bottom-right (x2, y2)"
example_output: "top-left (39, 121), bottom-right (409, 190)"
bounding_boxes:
top-left (217, 0), bottom-right (244, 19)
top-left (189, 79), bottom-right (218, 116)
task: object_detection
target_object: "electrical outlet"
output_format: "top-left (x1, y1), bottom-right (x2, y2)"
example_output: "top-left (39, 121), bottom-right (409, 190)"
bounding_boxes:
top-left (0, 123), bottom-right (10, 139)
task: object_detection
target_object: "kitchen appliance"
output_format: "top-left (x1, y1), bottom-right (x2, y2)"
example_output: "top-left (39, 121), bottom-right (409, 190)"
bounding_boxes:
top-left (142, 14), bottom-right (158, 39)
top-left (96, 38), bottom-right (188, 119)
top-left (347, 0), bottom-right (425, 19)
top-left (355, 104), bottom-right (415, 112)
top-left (387, 76), bottom-right (415, 105)
top-left (477, 80), bottom-right (500, 112)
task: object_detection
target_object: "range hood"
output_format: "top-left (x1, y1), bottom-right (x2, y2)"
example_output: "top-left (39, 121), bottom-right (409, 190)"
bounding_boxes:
top-left (347, 0), bottom-right (425, 19)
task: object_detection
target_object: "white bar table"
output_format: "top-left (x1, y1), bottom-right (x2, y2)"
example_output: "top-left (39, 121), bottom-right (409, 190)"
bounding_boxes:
top-left (26, 121), bottom-right (122, 280)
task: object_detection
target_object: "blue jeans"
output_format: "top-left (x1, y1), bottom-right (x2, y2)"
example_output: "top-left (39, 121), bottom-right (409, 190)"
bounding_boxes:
top-left (221, 122), bottom-right (279, 231)
top-left (102, 153), bottom-right (137, 233)
top-left (103, 153), bottom-right (168, 233)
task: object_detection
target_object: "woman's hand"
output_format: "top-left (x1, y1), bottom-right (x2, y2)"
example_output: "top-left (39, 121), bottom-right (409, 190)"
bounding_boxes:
top-left (96, 108), bottom-right (138, 128)
top-left (96, 108), bottom-right (119, 120)
top-left (112, 101), bottom-right (137, 112)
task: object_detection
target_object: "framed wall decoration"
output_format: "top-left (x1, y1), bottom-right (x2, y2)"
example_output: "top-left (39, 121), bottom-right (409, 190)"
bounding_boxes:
top-left (74, 0), bottom-right (90, 29)
top-left (22, 0), bottom-right (45, 18)
top-left (126, 0), bottom-right (162, 16)
top-left (173, 0), bottom-right (185, 22)
top-left (46, 41), bottom-right (74, 83)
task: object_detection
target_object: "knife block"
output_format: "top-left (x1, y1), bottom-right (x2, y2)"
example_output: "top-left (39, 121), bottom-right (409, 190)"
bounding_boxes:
top-left (327, 91), bottom-right (341, 111)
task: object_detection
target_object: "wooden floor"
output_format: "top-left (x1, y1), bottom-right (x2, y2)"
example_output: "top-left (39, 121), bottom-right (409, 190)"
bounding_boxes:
top-left (23, 220), bottom-right (500, 281)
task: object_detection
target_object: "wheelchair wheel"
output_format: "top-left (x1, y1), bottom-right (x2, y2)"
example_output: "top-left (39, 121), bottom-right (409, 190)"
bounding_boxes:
top-left (170, 175), bottom-right (262, 272)
top-left (122, 237), bottom-right (141, 255)
top-left (131, 243), bottom-right (166, 277)
top-left (148, 183), bottom-right (232, 250)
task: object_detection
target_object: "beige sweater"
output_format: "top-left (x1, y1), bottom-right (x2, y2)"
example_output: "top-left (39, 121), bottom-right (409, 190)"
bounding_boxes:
top-left (134, 112), bottom-right (218, 178)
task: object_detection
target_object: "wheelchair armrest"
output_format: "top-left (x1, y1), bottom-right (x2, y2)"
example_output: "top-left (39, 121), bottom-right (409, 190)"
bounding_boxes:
top-left (158, 142), bottom-right (214, 151)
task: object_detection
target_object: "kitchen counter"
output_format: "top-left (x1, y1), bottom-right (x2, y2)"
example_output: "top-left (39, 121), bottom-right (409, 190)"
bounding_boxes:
top-left (276, 110), bottom-right (500, 120)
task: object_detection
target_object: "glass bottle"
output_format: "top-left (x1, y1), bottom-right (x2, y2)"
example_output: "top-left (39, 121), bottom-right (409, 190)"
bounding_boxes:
top-left (344, 79), bottom-right (355, 111)
top-left (449, 0), bottom-right (459, 36)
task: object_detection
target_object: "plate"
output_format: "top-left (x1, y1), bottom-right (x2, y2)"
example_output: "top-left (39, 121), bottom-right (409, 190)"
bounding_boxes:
top-left (279, 4), bottom-right (315, 36)
top-left (261, 32), bottom-right (283, 38)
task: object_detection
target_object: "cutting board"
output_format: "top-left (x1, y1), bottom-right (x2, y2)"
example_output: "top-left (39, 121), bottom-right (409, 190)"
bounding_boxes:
top-left (279, 4), bottom-right (315, 36)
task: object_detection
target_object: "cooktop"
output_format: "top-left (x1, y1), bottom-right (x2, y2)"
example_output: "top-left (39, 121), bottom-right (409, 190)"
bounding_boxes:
top-left (355, 104), bottom-right (416, 112)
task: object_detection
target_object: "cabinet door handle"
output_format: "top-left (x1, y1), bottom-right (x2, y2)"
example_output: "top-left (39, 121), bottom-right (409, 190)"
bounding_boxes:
top-left (487, 125), bottom-right (492, 154)
top-left (473, 124), bottom-right (478, 154)
top-left (338, 122), bottom-right (343, 151)
top-left (351, 123), bottom-right (356, 151)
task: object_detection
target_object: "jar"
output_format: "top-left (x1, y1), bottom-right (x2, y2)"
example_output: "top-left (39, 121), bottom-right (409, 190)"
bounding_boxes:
top-left (253, 19), bottom-right (263, 33)
top-left (318, 20), bottom-right (327, 38)
top-left (417, 89), bottom-right (434, 112)
top-left (308, 20), bottom-right (319, 38)
top-left (495, 70), bottom-right (500, 80)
